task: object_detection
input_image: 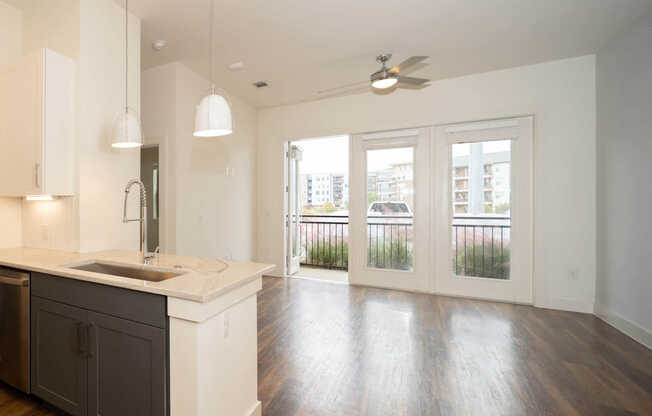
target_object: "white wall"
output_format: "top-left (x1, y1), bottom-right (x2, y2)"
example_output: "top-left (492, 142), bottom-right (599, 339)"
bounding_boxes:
top-left (141, 62), bottom-right (258, 261)
top-left (0, 1), bottom-right (23, 248)
top-left (595, 13), bottom-right (652, 347)
top-left (77, 0), bottom-right (141, 252)
top-left (257, 55), bottom-right (597, 313)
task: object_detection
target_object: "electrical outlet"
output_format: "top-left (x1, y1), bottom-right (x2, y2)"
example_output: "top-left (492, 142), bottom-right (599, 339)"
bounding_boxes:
top-left (568, 268), bottom-right (579, 281)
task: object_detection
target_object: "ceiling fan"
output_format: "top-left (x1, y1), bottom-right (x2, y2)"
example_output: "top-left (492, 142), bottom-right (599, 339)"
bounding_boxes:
top-left (317, 54), bottom-right (430, 96)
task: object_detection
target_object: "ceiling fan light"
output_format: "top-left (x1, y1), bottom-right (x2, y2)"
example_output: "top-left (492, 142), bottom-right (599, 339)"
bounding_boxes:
top-left (371, 76), bottom-right (398, 89)
top-left (194, 92), bottom-right (233, 137)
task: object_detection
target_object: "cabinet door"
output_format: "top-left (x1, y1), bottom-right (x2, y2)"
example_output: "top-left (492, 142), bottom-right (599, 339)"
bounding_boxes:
top-left (31, 296), bottom-right (88, 416)
top-left (87, 311), bottom-right (166, 416)
top-left (0, 52), bottom-right (43, 196)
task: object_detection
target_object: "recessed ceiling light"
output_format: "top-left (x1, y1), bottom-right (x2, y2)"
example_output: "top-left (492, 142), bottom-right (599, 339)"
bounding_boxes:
top-left (152, 40), bottom-right (167, 51)
top-left (253, 81), bottom-right (268, 88)
top-left (228, 61), bottom-right (244, 71)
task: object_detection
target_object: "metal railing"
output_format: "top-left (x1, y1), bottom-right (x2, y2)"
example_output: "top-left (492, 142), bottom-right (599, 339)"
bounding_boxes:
top-left (452, 216), bottom-right (511, 279)
top-left (298, 215), bottom-right (511, 277)
top-left (366, 217), bottom-right (413, 270)
top-left (300, 215), bottom-right (349, 270)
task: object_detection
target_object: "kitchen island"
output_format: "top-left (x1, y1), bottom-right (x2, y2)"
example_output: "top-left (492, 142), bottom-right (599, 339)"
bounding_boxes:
top-left (0, 247), bottom-right (274, 416)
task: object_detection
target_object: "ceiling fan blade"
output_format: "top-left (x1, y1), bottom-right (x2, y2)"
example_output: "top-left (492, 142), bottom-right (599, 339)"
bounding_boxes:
top-left (389, 56), bottom-right (428, 74)
top-left (398, 76), bottom-right (430, 85)
top-left (316, 81), bottom-right (368, 95)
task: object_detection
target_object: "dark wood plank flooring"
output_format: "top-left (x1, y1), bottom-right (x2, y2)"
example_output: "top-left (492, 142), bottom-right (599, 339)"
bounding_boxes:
top-left (2, 276), bottom-right (651, 415)
top-left (258, 277), bottom-right (652, 416)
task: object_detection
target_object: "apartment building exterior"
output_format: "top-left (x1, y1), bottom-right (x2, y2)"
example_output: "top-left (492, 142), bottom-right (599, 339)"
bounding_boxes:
top-left (300, 173), bottom-right (349, 208)
top-left (453, 145), bottom-right (510, 215)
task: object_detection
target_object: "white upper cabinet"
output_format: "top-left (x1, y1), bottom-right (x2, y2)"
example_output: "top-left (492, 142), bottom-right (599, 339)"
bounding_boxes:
top-left (0, 49), bottom-right (75, 197)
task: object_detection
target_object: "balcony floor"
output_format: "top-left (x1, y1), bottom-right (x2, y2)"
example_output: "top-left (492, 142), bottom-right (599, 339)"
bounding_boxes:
top-left (295, 265), bottom-right (348, 283)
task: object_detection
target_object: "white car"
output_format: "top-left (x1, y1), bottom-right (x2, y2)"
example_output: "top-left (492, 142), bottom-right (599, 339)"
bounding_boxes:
top-left (367, 201), bottom-right (413, 217)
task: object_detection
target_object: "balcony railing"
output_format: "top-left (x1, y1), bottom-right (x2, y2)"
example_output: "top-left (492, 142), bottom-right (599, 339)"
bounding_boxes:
top-left (298, 215), bottom-right (510, 277)
top-left (452, 216), bottom-right (510, 279)
top-left (300, 215), bottom-right (349, 270)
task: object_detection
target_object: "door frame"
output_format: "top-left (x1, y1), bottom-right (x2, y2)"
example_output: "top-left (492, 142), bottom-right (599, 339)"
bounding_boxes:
top-left (431, 116), bottom-right (534, 304)
top-left (141, 138), bottom-right (168, 253)
top-left (285, 143), bottom-right (302, 275)
top-left (349, 128), bottom-right (431, 293)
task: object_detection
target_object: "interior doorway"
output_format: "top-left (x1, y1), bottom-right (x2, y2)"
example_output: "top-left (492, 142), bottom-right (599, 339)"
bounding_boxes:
top-left (140, 145), bottom-right (160, 251)
top-left (285, 136), bottom-right (349, 283)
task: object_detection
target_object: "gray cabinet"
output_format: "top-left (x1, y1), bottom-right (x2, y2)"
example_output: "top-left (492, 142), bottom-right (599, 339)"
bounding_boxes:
top-left (30, 273), bottom-right (168, 416)
top-left (87, 311), bottom-right (166, 416)
top-left (31, 296), bottom-right (88, 416)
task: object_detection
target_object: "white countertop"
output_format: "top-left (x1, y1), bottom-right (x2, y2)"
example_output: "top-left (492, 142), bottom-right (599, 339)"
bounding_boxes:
top-left (0, 247), bottom-right (274, 303)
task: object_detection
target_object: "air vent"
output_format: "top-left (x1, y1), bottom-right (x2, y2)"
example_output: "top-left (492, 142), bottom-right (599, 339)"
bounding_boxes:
top-left (253, 81), bottom-right (268, 88)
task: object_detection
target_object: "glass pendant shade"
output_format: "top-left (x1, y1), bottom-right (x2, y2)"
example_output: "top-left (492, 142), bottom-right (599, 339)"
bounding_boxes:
top-left (112, 108), bottom-right (143, 148)
top-left (193, 91), bottom-right (233, 137)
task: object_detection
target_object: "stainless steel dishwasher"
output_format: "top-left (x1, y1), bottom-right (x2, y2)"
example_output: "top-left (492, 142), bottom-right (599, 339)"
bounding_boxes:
top-left (0, 267), bottom-right (30, 393)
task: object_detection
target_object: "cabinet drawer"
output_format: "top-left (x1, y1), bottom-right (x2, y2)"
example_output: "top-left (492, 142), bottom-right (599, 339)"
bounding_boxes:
top-left (31, 273), bottom-right (167, 328)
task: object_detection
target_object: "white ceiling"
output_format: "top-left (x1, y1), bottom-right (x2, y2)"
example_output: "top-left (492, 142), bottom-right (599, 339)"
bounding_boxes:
top-left (122, 0), bottom-right (650, 107)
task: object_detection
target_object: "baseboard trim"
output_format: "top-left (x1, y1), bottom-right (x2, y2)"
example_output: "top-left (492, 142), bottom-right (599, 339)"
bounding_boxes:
top-left (246, 401), bottom-right (262, 416)
top-left (594, 304), bottom-right (652, 350)
top-left (536, 297), bottom-right (594, 314)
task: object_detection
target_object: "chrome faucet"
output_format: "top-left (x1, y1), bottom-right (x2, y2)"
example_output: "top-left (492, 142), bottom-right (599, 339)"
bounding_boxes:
top-left (122, 179), bottom-right (155, 264)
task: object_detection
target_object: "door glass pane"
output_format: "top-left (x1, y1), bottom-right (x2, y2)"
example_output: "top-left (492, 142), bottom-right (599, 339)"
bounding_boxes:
top-left (451, 140), bottom-right (511, 279)
top-left (366, 147), bottom-right (414, 271)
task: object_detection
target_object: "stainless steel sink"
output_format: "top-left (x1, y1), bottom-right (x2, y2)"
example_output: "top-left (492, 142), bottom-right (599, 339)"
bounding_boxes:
top-left (66, 261), bottom-right (185, 282)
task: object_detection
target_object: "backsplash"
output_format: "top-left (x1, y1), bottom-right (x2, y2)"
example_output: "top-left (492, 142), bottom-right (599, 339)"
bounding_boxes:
top-left (0, 197), bottom-right (21, 248)
top-left (21, 196), bottom-right (78, 251)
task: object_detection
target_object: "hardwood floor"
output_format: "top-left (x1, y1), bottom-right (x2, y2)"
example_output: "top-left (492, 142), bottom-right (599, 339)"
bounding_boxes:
top-left (258, 277), bottom-right (652, 416)
top-left (0, 384), bottom-right (64, 416)
top-left (2, 276), bottom-right (651, 415)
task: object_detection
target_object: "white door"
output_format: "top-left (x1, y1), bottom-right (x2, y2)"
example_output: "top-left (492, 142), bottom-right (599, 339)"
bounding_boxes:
top-left (349, 129), bottom-right (430, 292)
top-left (432, 117), bottom-right (533, 303)
top-left (286, 144), bottom-right (303, 275)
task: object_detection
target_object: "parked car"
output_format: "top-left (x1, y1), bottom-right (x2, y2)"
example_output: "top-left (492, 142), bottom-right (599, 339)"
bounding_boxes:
top-left (367, 201), bottom-right (413, 217)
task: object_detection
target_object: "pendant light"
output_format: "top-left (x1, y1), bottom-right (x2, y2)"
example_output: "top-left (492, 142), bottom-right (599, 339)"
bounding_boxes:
top-left (193, 0), bottom-right (233, 137)
top-left (112, 0), bottom-right (143, 148)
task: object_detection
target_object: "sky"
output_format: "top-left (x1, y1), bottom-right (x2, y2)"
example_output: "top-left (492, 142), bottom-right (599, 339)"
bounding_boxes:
top-left (294, 135), bottom-right (414, 175)
top-left (452, 139), bottom-right (511, 157)
top-left (294, 136), bottom-right (511, 175)
top-left (295, 135), bottom-right (349, 175)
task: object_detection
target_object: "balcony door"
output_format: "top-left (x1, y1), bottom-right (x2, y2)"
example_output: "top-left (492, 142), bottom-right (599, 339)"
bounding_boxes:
top-left (432, 117), bottom-right (533, 303)
top-left (349, 129), bottom-right (430, 292)
top-left (286, 144), bottom-right (302, 275)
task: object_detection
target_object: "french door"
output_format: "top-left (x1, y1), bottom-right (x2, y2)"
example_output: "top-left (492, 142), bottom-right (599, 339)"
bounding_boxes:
top-left (349, 118), bottom-right (532, 303)
top-left (285, 144), bottom-right (302, 275)
top-left (349, 129), bottom-right (431, 292)
top-left (432, 117), bottom-right (533, 303)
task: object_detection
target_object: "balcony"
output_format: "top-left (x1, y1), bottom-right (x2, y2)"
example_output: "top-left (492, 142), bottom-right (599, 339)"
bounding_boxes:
top-left (297, 215), bottom-right (510, 278)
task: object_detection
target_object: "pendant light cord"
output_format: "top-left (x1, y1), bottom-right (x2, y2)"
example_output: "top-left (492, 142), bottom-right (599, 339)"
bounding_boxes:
top-left (209, 0), bottom-right (214, 93)
top-left (125, 0), bottom-right (129, 112)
